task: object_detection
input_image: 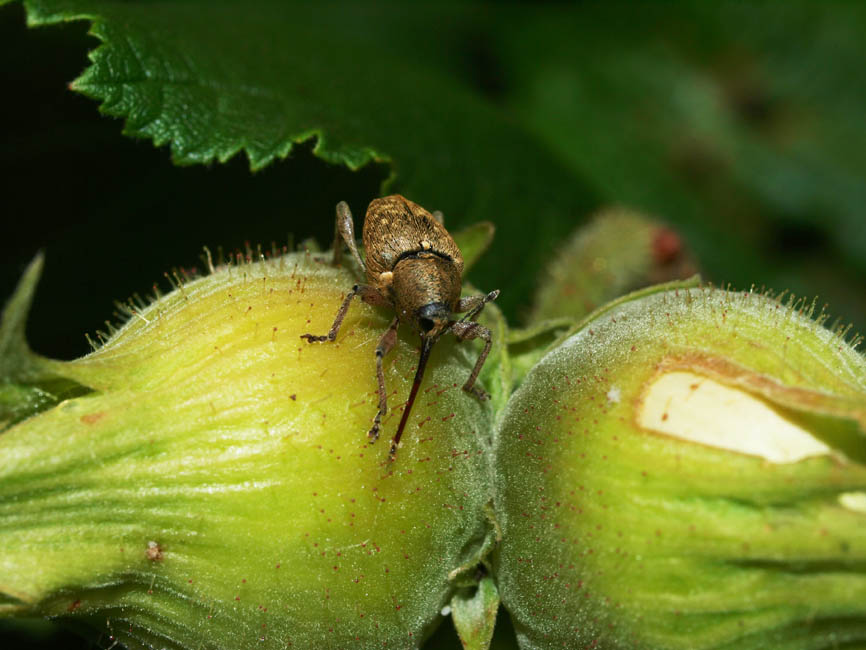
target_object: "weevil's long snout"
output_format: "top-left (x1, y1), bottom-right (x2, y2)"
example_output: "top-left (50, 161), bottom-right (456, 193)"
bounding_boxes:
top-left (389, 336), bottom-right (435, 460)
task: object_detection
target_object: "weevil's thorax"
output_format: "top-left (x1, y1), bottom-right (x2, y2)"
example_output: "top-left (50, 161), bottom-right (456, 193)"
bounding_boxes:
top-left (391, 255), bottom-right (461, 337)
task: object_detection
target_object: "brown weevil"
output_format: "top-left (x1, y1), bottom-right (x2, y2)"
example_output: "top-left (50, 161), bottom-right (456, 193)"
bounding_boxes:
top-left (301, 195), bottom-right (499, 460)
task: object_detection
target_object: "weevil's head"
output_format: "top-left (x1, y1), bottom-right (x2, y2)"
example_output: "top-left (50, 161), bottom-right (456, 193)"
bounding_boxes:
top-left (391, 254), bottom-right (460, 340)
top-left (415, 302), bottom-right (452, 339)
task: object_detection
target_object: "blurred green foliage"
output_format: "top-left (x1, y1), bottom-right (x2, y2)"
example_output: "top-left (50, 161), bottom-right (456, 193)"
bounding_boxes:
top-left (1, 1), bottom-right (865, 648)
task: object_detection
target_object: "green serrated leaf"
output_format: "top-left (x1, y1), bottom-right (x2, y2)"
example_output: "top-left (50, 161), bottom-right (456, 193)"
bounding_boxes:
top-left (8, 0), bottom-right (598, 319)
top-left (451, 576), bottom-right (499, 650)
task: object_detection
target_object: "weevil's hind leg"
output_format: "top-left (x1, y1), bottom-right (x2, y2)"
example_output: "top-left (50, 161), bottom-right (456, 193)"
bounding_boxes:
top-left (449, 320), bottom-right (493, 401)
top-left (456, 289), bottom-right (500, 321)
top-left (333, 201), bottom-right (367, 273)
top-left (368, 317), bottom-right (399, 442)
top-left (432, 209), bottom-right (444, 225)
top-left (300, 284), bottom-right (386, 343)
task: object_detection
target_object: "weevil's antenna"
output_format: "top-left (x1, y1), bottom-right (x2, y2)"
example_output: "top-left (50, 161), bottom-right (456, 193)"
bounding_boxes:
top-left (389, 337), bottom-right (434, 461)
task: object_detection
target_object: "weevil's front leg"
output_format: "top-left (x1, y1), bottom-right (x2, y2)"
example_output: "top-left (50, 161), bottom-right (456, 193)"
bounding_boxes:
top-left (456, 289), bottom-right (500, 322)
top-left (332, 201), bottom-right (366, 272)
top-left (300, 284), bottom-right (386, 343)
top-left (449, 320), bottom-right (493, 401)
top-left (369, 316), bottom-right (399, 442)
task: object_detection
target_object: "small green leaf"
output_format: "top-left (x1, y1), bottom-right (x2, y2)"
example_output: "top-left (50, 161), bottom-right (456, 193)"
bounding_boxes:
top-left (451, 576), bottom-right (500, 650)
top-left (452, 222), bottom-right (495, 275)
top-left (0, 253), bottom-right (44, 382)
top-left (505, 318), bottom-right (574, 390)
top-left (0, 254), bottom-right (90, 430)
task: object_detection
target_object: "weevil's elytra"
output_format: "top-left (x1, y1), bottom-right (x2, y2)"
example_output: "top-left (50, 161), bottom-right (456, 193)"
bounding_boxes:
top-left (300, 195), bottom-right (499, 460)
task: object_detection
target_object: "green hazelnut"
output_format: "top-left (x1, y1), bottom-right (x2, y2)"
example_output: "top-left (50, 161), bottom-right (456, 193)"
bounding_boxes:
top-left (0, 252), bottom-right (495, 649)
top-left (494, 285), bottom-right (866, 649)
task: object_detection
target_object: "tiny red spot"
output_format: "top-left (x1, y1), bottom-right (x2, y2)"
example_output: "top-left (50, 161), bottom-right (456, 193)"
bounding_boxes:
top-left (652, 227), bottom-right (682, 264)
top-left (80, 412), bottom-right (106, 425)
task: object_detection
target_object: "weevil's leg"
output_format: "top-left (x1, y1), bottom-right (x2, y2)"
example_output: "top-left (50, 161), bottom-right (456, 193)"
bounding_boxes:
top-left (333, 201), bottom-right (366, 272)
top-left (300, 284), bottom-right (384, 342)
top-left (456, 289), bottom-right (500, 322)
top-left (449, 320), bottom-right (493, 401)
top-left (368, 316), bottom-right (399, 442)
top-left (432, 209), bottom-right (444, 225)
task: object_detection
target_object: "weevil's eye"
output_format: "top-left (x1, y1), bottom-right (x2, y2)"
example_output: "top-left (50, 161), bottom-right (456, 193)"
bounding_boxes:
top-left (419, 317), bottom-right (435, 333)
